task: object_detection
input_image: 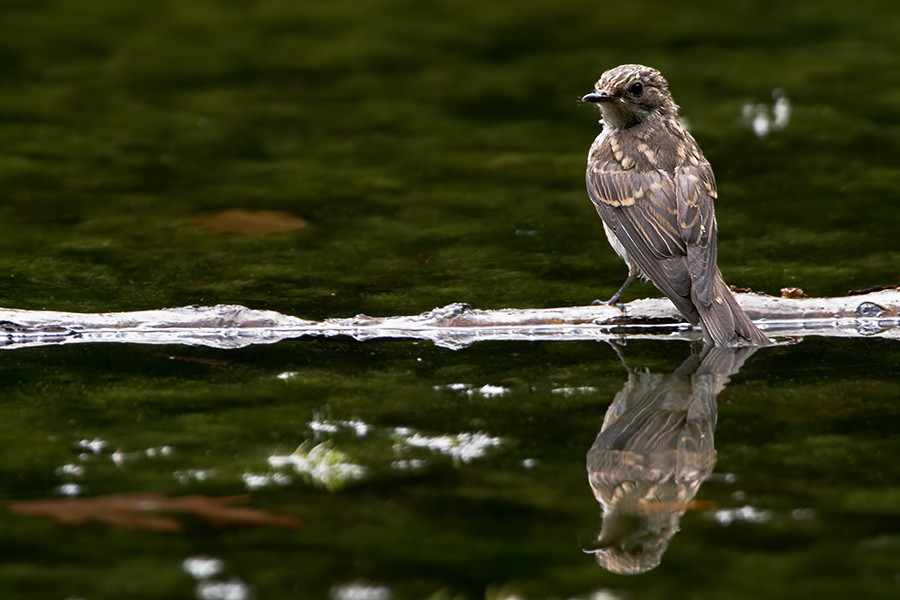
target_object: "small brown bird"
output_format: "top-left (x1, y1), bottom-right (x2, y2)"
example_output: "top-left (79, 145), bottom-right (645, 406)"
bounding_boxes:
top-left (582, 64), bottom-right (770, 347)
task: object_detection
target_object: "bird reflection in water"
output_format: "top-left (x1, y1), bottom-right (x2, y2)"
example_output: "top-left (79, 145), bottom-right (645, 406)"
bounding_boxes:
top-left (584, 346), bottom-right (757, 574)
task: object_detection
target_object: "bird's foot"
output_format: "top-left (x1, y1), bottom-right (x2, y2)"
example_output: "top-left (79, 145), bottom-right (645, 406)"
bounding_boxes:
top-left (592, 297), bottom-right (626, 311)
top-left (592, 274), bottom-right (636, 310)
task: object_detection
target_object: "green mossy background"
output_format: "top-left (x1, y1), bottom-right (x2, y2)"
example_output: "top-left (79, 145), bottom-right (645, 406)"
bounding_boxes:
top-left (0, 0), bottom-right (899, 598)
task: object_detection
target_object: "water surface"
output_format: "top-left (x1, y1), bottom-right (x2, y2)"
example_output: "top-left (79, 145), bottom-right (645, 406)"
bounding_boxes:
top-left (0, 0), bottom-right (899, 598)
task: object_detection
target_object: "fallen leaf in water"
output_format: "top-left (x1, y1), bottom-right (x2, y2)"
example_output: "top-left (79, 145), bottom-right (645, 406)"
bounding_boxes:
top-left (191, 210), bottom-right (308, 234)
top-left (780, 287), bottom-right (807, 298)
top-left (9, 493), bottom-right (302, 532)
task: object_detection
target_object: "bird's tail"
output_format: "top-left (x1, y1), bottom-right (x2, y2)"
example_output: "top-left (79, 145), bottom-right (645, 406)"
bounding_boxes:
top-left (694, 270), bottom-right (770, 347)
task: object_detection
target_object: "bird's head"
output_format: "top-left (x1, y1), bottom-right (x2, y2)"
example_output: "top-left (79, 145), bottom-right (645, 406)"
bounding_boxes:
top-left (582, 64), bottom-right (678, 130)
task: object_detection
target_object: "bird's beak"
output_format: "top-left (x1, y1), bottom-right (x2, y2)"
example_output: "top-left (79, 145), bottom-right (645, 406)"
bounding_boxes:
top-left (582, 91), bottom-right (615, 103)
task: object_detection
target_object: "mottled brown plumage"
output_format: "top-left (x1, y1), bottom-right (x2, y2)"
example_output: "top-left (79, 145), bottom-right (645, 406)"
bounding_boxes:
top-left (585, 345), bottom-right (757, 573)
top-left (583, 64), bottom-right (769, 347)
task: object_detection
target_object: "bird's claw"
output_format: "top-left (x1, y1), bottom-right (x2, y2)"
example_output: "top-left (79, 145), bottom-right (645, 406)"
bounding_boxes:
top-left (592, 298), bottom-right (626, 311)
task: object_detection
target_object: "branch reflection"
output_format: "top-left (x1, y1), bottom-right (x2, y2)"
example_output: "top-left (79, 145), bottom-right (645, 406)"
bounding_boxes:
top-left (584, 346), bottom-right (757, 574)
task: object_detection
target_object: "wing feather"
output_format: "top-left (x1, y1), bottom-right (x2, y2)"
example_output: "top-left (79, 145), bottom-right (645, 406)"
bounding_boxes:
top-left (586, 160), bottom-right (698, 322)
top-left (675, 163), bottom-right (718, 306)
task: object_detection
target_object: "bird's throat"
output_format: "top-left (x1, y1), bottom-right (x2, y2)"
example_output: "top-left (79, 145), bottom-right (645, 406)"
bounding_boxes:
top-left (599, 102), bottom-right (640, 131)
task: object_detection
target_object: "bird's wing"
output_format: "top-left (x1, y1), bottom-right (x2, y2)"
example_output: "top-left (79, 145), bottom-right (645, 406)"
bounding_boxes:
top-left (675, 161), bottom-right (718, 306)
top-left (586, 159), bottom-right (694, 306)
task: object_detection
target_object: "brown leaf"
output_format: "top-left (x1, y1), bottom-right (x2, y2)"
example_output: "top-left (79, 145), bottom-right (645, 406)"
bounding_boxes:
top-left (9, 493), bottom-right (302, 532)
top-left (191, 210), bottom-right (308, 234)
top-left (780, 287), bottom-right (807, 298)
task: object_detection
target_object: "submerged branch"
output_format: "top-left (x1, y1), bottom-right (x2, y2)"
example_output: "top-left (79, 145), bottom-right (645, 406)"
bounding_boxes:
top-left (0, 290), bottom-right (898, 350)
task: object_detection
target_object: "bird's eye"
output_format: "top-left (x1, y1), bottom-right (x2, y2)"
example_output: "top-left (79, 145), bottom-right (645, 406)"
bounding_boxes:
top-left (629, 82), bottom-right (643, 96)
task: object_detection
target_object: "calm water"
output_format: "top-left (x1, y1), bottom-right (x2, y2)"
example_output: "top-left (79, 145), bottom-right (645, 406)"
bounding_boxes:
top-left (1, 0), bottom-right (899, 598)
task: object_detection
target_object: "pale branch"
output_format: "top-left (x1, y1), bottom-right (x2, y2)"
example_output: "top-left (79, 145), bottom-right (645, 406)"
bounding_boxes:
top-left (0, 290), bottom-right (897, 350)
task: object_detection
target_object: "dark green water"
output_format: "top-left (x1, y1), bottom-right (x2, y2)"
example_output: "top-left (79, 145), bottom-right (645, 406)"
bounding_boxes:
top-left (1, 0), bottom-right (899, 598)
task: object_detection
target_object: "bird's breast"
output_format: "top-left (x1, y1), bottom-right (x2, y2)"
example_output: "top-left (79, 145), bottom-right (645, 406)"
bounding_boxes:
top-left (602, 221), bottom-right (641, 276)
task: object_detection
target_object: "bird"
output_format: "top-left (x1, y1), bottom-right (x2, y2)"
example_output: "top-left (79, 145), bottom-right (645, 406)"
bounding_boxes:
top-left (581, 64), bottom-right (770, 347)
top-left (584, 345), bottom-right (757, 574)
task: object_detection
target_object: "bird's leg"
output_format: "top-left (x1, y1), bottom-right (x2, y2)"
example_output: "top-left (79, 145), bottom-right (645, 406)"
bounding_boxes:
top-left (605, 273), bottom-right (636, 305)
top-left (605, 339), bottom-right (631, 372)
top-left (593, 272), bottom-right (636, 307)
